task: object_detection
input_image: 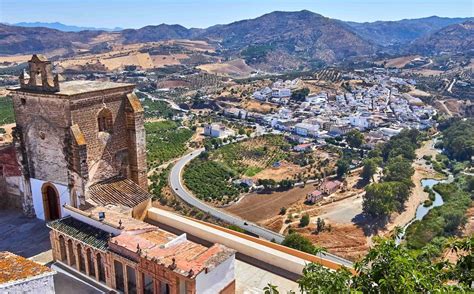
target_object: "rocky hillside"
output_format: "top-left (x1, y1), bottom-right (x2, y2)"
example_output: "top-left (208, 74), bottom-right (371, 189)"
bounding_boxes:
top-left (346, 16), bottom-right (472, 46)
top-left (410, 20), bottom-right (474, 55)
top-left (1, 11), bottom-right (471, 70)
top-left (197, 10), bottom-right (375, 65)
top-left (0, 24), bottom-right (101, 55)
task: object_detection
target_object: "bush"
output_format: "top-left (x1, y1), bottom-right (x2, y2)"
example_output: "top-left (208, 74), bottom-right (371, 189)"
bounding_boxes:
top-left (299, 213), bottom-right (310, 227)
top-left (281, 233), bottom-right (320, 254)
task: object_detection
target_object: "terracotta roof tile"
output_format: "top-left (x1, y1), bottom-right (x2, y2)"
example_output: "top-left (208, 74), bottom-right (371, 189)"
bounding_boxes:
top-left (0, 251), bottom-right (53, 284)
top-left (89, 177), bottom-right (151, 208)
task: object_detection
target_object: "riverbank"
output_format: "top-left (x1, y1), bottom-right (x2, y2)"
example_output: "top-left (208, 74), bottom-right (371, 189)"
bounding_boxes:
top-left (383, 138), bottom-right (445, 235)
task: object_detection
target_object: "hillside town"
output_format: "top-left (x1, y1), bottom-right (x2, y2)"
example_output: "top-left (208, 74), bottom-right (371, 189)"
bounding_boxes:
top-left (0, 2), bottom-right (473, 293)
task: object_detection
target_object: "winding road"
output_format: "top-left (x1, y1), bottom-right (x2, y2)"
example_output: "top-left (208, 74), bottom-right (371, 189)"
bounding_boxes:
top-left (169, 148), bottom-right (354, 268)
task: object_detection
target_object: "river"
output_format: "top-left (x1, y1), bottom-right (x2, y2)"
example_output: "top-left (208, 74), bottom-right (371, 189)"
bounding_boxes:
top-left (396, 174), bottom-right (453, 244)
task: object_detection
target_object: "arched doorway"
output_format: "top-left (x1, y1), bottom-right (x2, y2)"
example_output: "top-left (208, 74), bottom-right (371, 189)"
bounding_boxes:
top-left (42, 183), bottom-right (61, 220)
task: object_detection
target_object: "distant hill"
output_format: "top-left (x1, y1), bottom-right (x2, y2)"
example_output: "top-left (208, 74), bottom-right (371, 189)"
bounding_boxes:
top-left (195, 10), bottom-right (375, 67)
top-left (410, 20), bottom-right (474, 55)
top-left (0, 24), bottom-right (102, 55)
top-left (346, 16), bottom-right (473, 46)
top-left (13, 22), bottom-right (122, 32)
top-left (121, 24), bottom-right (194, 43)
top-left (1, 11), bottom-right (472, 70)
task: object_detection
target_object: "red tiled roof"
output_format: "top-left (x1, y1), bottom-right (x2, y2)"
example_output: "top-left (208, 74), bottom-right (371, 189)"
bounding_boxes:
top-left (110, 229), bottom-right (235, 278)
top-left (309, 190), bottom-right (322, 197)
top-left (0, 146), bottom-right (21, 177)
top-left (320, 180), bottom-right (342, 190)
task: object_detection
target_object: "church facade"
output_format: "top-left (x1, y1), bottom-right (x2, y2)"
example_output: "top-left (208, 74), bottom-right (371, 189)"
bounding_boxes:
top-left (9, 55), bottom-right (150, 221)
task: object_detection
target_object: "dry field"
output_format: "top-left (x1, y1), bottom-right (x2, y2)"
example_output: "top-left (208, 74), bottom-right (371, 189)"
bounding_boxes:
top-left (224, 183), bottom-right (317, 223)
top-left (376, 55), bottom-right (420, 68)
top-left (241, 100), bottom-right (275, 113)
top-left (295, 224), bottom-right (369, 262)
top-left (0, 54), bottom-right (33, 63)
top-left (197, 59), bottom-right (254, 77)
top-left (250, 161), bottom-right (304, 182)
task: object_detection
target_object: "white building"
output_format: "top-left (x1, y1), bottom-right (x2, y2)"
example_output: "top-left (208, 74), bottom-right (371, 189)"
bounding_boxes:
top-left (349, 114), bottom-right (371, 129)
top-left (294, 123), bottom-right (320, 137)
top-left (272, 88), bottom-right (291, 98)
top-left (204, 123), bottom-right (236, 138)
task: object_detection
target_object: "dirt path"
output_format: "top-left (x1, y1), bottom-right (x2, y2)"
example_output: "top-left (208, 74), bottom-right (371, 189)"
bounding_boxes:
top-left (383, 138), bottom-right (443, 234)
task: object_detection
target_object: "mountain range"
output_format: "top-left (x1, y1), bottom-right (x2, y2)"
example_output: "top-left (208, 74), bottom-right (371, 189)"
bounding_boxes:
top-left (12, 22), bottom-right (122, 32)
top-left (1, 11), bottom-right (472, 69)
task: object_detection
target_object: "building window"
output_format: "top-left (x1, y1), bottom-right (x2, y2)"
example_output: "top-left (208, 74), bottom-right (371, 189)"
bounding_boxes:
top-left (114, 260), bottom-right (125, 292)
top-left (67, 239), bottom-right (75, 267)
top-left (58, 235), bottom-right (67, 262)
top-left (97, 253), bottom-right (105, 282)
top-left (86, 248), bottom-right (95, 277)
top-left (142, 273), bottom-right (153, 294)
top-left (126, 266), bottom-right (137, 294)
top-left (97, 108), bottom-right (113, 133)
top-left (77, 244), bottom-right (85, 273)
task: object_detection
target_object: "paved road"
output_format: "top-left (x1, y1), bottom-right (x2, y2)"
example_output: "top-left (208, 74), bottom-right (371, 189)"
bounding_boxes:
top-left (138, 91), bottom-right (188, 112)
top-left (169, 149), bottom-right (354, 268)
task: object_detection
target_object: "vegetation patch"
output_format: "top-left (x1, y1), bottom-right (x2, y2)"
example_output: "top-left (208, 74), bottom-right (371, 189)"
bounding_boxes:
top-left (0, 96), bottom-right (14, 125)
top-left (142, 98), bottom-right (176, 119)
top-left (405, 179), bottom-right (472, 249)
top-left (145, 120), bottom-right (193, 168)
top-left (183, 159), bottom-right (240, 202)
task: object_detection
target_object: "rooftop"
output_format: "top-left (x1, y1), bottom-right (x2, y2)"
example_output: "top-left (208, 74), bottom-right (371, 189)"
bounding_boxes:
top-left (55, 80), bottom-right (134, 96)
top-left (12, 80), bottom-right (134, 96)
top-left (47, 216), bottom-right (110, 251)
top-left (0, 251), bottom-right (53, 284)
top-left (88, 177), bottom-right (151, 208)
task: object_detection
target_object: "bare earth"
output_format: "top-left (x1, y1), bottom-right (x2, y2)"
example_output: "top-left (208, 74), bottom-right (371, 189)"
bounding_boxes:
top-left (224, 184), bottom-right (317, 223)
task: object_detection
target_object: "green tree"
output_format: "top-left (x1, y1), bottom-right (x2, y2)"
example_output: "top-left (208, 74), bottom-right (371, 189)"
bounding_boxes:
top-left (316, 218), bottom-right (325, 234)
top-left (383, 156), bottom-right (414, 185)
top-left (363, 182), bottom-right (397, 219)
top-left (361, 157), bottom-right (380, 182)
top-left (290, 88), bottom-right (310, 102)
top-left (281, 233), bottom-right (322, 255)
top-left (336, 159), bottom-right (350, 178)
top-left (353, 237), bottom-right (458, 293)
top-left (298, 263), bottom-right (352, 294)
top-left (346, 129), bottom-right (364, 148)
top-left (299, 213), bottom-right (310, 227)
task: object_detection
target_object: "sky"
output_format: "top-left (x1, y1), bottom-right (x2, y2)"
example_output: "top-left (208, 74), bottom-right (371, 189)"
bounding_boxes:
top-left (1, 0), bottom-right (473, 29)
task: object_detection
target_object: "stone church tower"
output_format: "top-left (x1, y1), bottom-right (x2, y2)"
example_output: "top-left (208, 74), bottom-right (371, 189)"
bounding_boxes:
top-left (10, 55), bottom-right (148, 220)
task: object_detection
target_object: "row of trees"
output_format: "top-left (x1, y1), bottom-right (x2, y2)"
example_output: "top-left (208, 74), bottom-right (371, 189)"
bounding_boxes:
top-left (269, 234), bottom-right (473, 293)
top-left (183, 159), bottom-right (241, 202)
top-left (362, 129), bottom-right (421, 221)
top-left (439, 118), bottom-right (474, 161)
top-left (145, 121), bottom-right (193, 168)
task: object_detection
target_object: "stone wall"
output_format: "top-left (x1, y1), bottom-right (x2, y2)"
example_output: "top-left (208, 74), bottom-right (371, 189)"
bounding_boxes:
top-left (11, 92), bottom-right (70, 185)
top-left (71, 89), bottom-right (131, 185)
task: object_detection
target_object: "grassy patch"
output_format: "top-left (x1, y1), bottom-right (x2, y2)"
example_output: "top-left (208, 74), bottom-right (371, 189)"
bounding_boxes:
top-left (145, 120), bottom-right (193, 168)
top-left (244, 166), bottom-right (263, 177)
top-left (142, 98), bottom-right (176, 119)
top-left (0, 96), bottom-right (14, 125)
